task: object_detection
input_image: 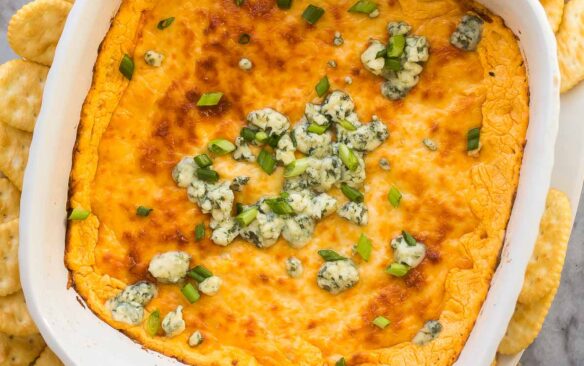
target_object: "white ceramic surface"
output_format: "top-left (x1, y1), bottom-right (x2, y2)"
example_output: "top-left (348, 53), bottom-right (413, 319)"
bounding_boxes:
top-left (18, 0), bottom-right (560, 365)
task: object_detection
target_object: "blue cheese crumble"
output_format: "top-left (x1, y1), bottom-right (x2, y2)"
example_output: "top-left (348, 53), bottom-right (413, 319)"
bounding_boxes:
top-left (172, 157), bottom-right (197, 188)
top-left (305, 103), bottom-right (329, 126)
top-left (282, 214), bottom-right (315, 248)
top-left (106, 282), bottom-right (157, 325)
top-left (240, 212), bottom-right (285, 248)
top-left (275, 133), bottom-right (296, 165)
top-left (321, 91), bottom-right (355, 123)
top-left (285, 257), bottom-right (304, 278)
top-left (247, 108), bottom-right (290, 137)
top-left (189, 331), bottom-right (204, 347)
top-left (317, 259), bottom-right (359, 294)
top-left (230, 176), bottom-right (250, 192)
top-left (361, 40), bottom-right (387, 76)
top-left (162, 305), bottom-right (186, 338)
top-left (412, 320), bottom-right (443, 345)
top-left (450, 14), bottom-right (484, 51)
top-left (233, 137), bottom-right (256, 162)
top-left (187, 181), bottom-right (234, 223)
top-left (337, 119), bottom-right (389, 152)
top-left (144, 50), bottom-right (164, 67)
top-left (292, 118), bottom-right (333, 158)
top-left (391, 235), bottom-right (427, 268)
top-left (387, 21), bottom-right (412, 36)
top-left (337, 201), bottom-right (369, 226)
top-left (210, 218), bottom-right (240, 246)
top-left (198, 275), bottom-right (222, 296)
top-left (148, 251), bottom-right (191, 283)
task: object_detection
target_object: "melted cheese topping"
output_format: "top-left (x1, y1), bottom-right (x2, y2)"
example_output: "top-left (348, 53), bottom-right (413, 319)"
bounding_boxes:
top-left (66, 0), bottom-right (529, 364)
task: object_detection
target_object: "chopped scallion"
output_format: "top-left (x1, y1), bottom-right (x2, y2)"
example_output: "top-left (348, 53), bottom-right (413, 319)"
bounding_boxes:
top-left (315, 75), bottom-right (330, 97)
top-left (338, 119), bottom-right (357, 131)
top-left (136, 206), bottom-right (153, 217)
top-left (267, 134), bottom-right (282, 148)
top-left (236, 207), bottom-right (259, 227)
top-left (318, 249), bottom-right (347, 262)
top-left (388, 186), bottom-right (402, 208)
top-left (235, 0), bottom-right (245, 5)
top-left (255, 131), bottom-right (269, 143)
top-left (196, 168), bottom-right (219, 183)
top-left (372, 315), bottom-right (391, 329)
top-left (197, 92), bottom-right (223, 107)
top-left (339, 143), bottom-right (359, 171)
top-left (307, 122), bottom-right (328, 134)
top-left (119, 54), bottom-right (134, 80)
top-left (384, 58), bottom-right (402, 71)
top-left (239, 33), bottom-right (251, 44)
top-left (195, 223), bottom-right (205, 241)
top-left (188, 265), bottom-right (213, 282)
top-left (302, 4), bottom-right (325, 25)
top-left (208, 139), bottom-right (236, 155)
top-left (277, 0), bottom-right (293, 9)
top-left (387, 35), bottom-right (405, 58)
top-left (467, 127), bottom-right (481, 151)
top-left (181, 283), bottom-right (201, 303)
top-left (348, 0), bottom-right (378, 14)
top-left (402, 230), bottom-right (416, 246)
top-left (265, 198), bottom-right (295, 215)
top-left (257, 149), bottom-right (277, 174)
top-left (145, 309), bottom-right (160, 336)
top-left (240, 127), bottom-right (257, 142)
top-left (335, 358), bottom-right (347, 366)
top-left (284, 158), bottom-right (309, 177)
top-left (157, 17), bottom-right (175, 30)
top-left (341, 183), bottom-right (364, 203)
top-left (386, 263), bottom-right (410, 277)
top-left (68, 208), bottom-right (90, 221)
top-left (355, 233), bottom-right (372, 261)
top-left (194, 154), bottom-right (213, 168)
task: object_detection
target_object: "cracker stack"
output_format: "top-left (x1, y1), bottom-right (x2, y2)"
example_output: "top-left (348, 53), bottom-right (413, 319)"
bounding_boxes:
top-left (0, 1), bottom-right (71, 364)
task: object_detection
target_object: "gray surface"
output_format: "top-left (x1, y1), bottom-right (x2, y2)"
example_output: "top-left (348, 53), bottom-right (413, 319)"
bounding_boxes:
top-left (0, 1), bottom-right (582, 365)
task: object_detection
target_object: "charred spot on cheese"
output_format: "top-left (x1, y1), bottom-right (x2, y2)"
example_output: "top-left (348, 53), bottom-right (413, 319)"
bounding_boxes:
top-left (317, 259), bottom-right (360, 294)
top-left (162, 305), bottom-right (186, 337)
top-left (106, 282), bottom-right (157, 325)
top-left (412, 320), bottom-right (443, 345)
top-left (361, 21), bottom-right (430, 100)
top-left (285, 257), bottom-right (304, 278)
top-left (148, 251), bottom-right (191, 283)
top-left (450, 14), bottom-right (484, 51)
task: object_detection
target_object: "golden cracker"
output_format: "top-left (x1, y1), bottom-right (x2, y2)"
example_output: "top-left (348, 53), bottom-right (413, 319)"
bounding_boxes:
top-left (0, 220), bottom-right (20, 297)
top-left (0, 123), bottom-right (32, 190)
top-left (519, 189), bottom-right (571, 304)
top-left (0, 60), bottom-right (49, 132)
top-left (498, 284), bottom-right (558, 354)
top-left (0, 291), bottom-right (38, 336)
top-left (541, 0), bottom-right (564, 33)
top-left (7, 0), bottom-right (72, 66)
top-left (0, 178), bottom-right (20, 224)
top-left (0, 333), bottom-right (45, 366)
top-left (33, 348), bottom-right (63, 366)
top-left (557, 0), bottom-right (584, 93)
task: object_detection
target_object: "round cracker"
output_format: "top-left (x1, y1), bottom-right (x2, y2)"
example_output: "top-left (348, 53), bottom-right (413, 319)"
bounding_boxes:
top-left (0, 60), bottom-right (49, 132)
top-left (7, 0), bottom-right (72, 66)
top-left (0, 220), bottom-right (21, 297)
top-left (0, 291), bottom-right (38, 336)
top-left (0, 178), bottom-right (20, 224)
top-left (498, 284), bottom-right (558, 354)
top-left (0, 333), bottom-right (45, 366)
top-left (33, 348), bottom-right (64, 366)
top-left (557, 0), bottom-right (584, 93)
top-left (541, 0), bottom-right (564, 33)
top-left (0, 122), bottom-right (32, 191)
top-left (518, 189), bottom-right (571, 304)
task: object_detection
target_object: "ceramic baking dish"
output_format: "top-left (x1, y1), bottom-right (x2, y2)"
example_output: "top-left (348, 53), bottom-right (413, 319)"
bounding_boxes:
top-left (18, 0), bottom-right (560, 365)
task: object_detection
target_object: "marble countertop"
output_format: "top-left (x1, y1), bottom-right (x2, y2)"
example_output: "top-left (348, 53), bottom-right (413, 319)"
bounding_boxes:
top-left (0, 1), bottom-right (582, 365)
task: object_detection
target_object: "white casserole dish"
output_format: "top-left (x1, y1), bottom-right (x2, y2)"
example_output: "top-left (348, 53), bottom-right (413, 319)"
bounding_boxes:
top-left (19, 0), bottom-right (560, 365)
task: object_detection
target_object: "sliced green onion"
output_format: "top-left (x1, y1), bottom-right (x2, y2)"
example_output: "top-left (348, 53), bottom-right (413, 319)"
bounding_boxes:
top-left (157, 17), bottom-right (175, 30)
top-left (196, 168), bottom-right (219, 183)
top-left (315, 75), bottom-right (330, 97)
top-left (197, 92), bottom-right (223, 107)
top-left (341, 183), bottom-right (364, 203)
top-left (194, 154), bottom-right (213, 168)
top-left (318, 249), bottom-right (347, 262)
top-left (348, 0), bottom-right (378, 14)
top-left (240, 127), bottom-right (257, 142)
top-left (119, 54), bottom-right (134, 80)
top-left (280, 191), bottom-right (290, 199)
top-left (302, 5), bottom-right (325, 25)
top-left (257, 149), bottom-right (276, 175)
top-left (355, 233), bottom-right (372, 261)
top-left (188, 265), bottom-right (213, 282)
top-left (388, 186), bottom-right (402, 208)
top-left (136, 206), bottom-right (153, 217)
top-left (423, 138), bottom-right (438, 151)
top-left (195, 223), bottom-right (205, 241)
top-left (235, 0), bottom-right (245, 6)
top-left (236, 207), bottom-right (258, 227)
top-left (402, 230), bottom-right (416, 246)
top-left (265, 198), bottom-right (295, 215)
top-left (181, 283), bottom-right (201, 303)
top-left (339, 143), bottom-right (359, 171)
top-left (335, 358), bottom-right (346, 366)
top-left (372, 315), bottom-right (391, 329)
top-left (208, 139), bottom-right (236, 155)
top-left (239, 33), bottom-right (251, 44)
top-left (145, 309), bottom-right (160, 336)
top-left (68, 207), bottom-right (90, 221)
top-left (236, 203), bottom-right (245, 214)
top-left (284, 158), bottom-right (309, 177)
top-left (384, 58), bottom-right (402, 71)
top-left (386, 263), bottom-right (410, 277)
top-left (338, 119), bottom-right (357, 131)
top-left (467, 127), bottom-right (481, 151)
top-left (387, 35), bottom-right (405, 58)
top-left (277, 0), bottom-right (293, 9)
top-left (307, 122), bottom-right (328, 134)
top-left (255, 131), bottom-right (269, 143)
top-left (267, 134), bottom-right (282, 148)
